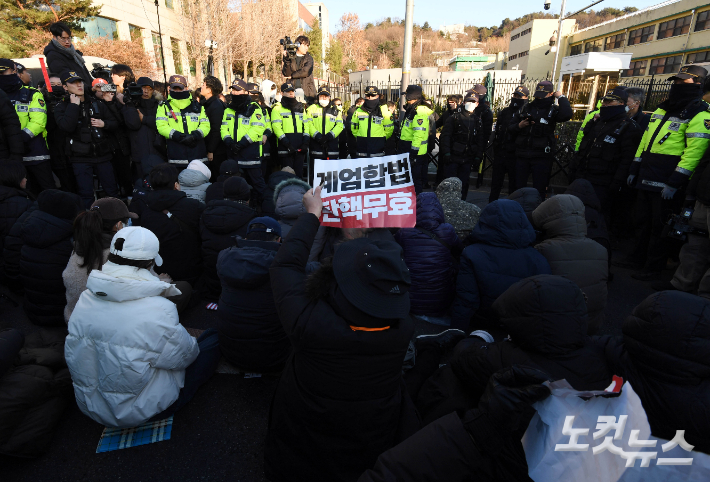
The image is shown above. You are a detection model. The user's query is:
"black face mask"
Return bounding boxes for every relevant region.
[51,86,66,96]
[665,83,703,111]
[0,74,22,93]
[281,95,298,110]
[363,98,380,112]
[599,104,626,121]
[229,93,250,110]
[170,90,190,100]
[510,97,526,109]
[534,96,554,108]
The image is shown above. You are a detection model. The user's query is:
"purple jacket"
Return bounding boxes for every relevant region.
[395,193,461,316]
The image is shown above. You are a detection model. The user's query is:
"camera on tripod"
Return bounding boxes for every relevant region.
[280,36,299,58]
[91,63,112,82]
[663,207,708,242]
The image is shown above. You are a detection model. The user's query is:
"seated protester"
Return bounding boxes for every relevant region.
[435,177,481,240]
[121,77,163,178]
[533,195,608,334]
[262,166,296,218]
[264,189,418,482]
[178,159,212,204]
[596,291,710,453]
[565,178,611,267]
[507,186,542,226]
[273,177,310,237]
[205,159,239,203]
[0,328,73,458]
[0,161,34,284]
[217,217,290,372]
[63,198,138,323]
[128,154,164,220]
[64,227,220,428]
[135,163,205,286]
[18,189,82,326]
[394,192,461,318]
[417,275,613,426]
[53,70,120,209]
[450,199,551,332]
[359,367,552,482]
[200,176,256,299]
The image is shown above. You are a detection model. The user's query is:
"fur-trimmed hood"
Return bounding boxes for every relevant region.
[274,178,311,220]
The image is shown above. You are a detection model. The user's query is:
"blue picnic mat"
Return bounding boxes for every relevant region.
[96,416,173,453]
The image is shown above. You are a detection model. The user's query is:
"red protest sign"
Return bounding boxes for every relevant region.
[314,154,417,228]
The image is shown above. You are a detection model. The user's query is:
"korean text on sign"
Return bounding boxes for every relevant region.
[314,154,417,228]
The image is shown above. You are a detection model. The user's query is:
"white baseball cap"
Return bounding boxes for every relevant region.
[110,227,163,266]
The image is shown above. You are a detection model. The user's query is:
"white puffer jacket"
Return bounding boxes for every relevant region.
[65,262,199,427]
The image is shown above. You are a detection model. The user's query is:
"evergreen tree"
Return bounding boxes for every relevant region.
[308,18,324,67]
[325,38,344,76]
[0,0,100,56]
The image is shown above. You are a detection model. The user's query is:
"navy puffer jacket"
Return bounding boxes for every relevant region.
[0,186,33,283]
[395,193,461,316]
[200,199,256,299]
[451,200,551,330]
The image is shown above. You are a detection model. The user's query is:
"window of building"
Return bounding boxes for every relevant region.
[622,60,647,77]
[81,17,118,40]
[519,50,528,57]
[687,50,710,64]
[511,33,520,41]
[521,28,531,36]
[584,38,603,53]
[171,38,182,75]
[605,33,625,50]
[570,44,583,56]
[628,25,655,45]
[509,53,518,60]
[128,24,142,42]
[165,0,174,9]
[649,55,682,74]
[658,15,692,39]
[152,32,165,71]
[696,11,710,31]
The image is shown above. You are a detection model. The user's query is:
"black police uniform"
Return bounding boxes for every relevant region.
[490,88,528,202]
[439,105,486,200]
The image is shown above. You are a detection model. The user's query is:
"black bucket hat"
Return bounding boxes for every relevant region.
[333,237,411,319]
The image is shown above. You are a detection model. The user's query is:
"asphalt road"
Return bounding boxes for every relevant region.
[2,188,659,482]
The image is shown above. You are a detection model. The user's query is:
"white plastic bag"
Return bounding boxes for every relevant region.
[522,378,710,481]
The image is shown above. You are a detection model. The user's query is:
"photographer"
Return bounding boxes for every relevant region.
[282,36,316,104]
[122,77,163,178]
[54,70,120,208]
[110,64,134,96]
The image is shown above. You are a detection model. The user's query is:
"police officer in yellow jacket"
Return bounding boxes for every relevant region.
[398,85,433,193]
[271,82,309,178]
[622,65,710,279]
[156,75,210,169]
[306,86,343,160]
[0,58,54,192]
[221,79,267,203]
[351,85,393,158]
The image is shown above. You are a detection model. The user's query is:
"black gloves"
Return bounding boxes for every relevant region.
[20,130,32,143]
[230,143,243,156]
[281,138,296,154]
[462,366,551,454]
[314,132,325,144]
[171,132,186,142]
[325,131,335,142]
[181,135,197,148]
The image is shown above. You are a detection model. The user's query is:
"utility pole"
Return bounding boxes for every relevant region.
[400,0,415,117]
[154,0,168,85]
[550,0,567,89]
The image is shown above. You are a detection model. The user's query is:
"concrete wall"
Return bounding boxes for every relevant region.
[507,18,576,79]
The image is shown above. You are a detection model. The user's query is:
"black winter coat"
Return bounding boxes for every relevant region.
[493,100,527,153]
[0,88,23,162]
[418,275,612,424]
[282,53,316,99]
[0,186,33,283]
[20,210,76,326]
[509,97,573,158]
[0,328,73,458]
[439,111,486,164]
[596,291,710,454]
[689,145,710,206]
[122,95,162,171]
[570,111,642,187]
[265,214,418,482]
[565,179,609,243]
[2,205,35,291]
[262,170,297,218]
[200,199,256,298]
[43,42,93,86]
[202,96,227,159]
[54,98,117,164]
[474,103,494,147]
[136,189,205,285]
[217,239,290,372]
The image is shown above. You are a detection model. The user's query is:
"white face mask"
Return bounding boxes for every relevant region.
[625,105,631,112]
[464,102,476,112]
[319,98,329,107]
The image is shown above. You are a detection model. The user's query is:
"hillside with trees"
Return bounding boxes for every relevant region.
[326,7,639,76]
